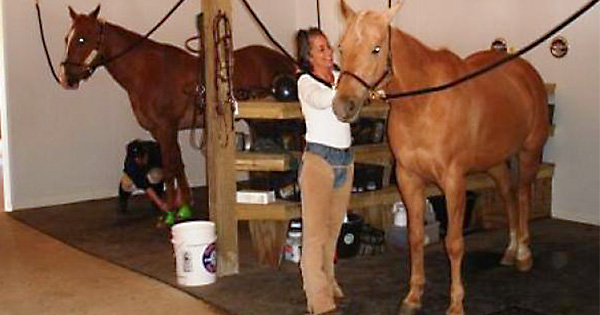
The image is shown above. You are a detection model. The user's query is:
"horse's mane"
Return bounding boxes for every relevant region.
[391,26,464,71]
[105,22,145,43]
[104,21,195,57]
[393,27,451,58]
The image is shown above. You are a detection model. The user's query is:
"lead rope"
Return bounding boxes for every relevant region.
[35,0,60,84]
[189,14,207,151]
[237,0,598,101]
[35,0,188,85]
[238,0,299,67]
[92,0,187,69]
[213,12,236,148]
[379,0,599,100]
[317,0,321,30]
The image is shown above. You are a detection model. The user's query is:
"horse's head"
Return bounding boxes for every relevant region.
[59,5,104,89]
[332,0,402,122]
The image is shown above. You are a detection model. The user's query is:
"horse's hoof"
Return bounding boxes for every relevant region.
[333,284,345,299]
[398,302,421,315]
[500,252,516,266]
[500,257,515,266]
[516,256,533,272]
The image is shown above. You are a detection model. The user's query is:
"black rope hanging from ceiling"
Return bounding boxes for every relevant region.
[317,0,321,30]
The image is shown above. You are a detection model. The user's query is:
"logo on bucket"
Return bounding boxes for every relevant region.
[183,251,193,272]
[202,242,217,274]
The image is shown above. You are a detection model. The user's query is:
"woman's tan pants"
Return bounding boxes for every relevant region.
[299,151,353,314]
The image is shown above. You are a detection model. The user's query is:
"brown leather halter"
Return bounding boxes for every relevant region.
[337,27,392,101]
[60,22,105,81]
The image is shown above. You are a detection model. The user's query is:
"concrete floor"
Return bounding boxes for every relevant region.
[0,182,225,315]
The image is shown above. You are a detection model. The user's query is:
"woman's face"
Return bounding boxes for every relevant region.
[309,35,333,72]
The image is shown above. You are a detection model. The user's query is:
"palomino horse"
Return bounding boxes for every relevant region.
[333,1,549,314]
[60,6,296,211]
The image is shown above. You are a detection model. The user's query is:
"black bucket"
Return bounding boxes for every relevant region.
[336,213,364,259]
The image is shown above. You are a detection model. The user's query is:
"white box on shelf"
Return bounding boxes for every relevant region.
[236,190,276,204]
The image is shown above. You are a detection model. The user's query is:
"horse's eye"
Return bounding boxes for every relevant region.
[77,37,85,44]
[372,46,381,54]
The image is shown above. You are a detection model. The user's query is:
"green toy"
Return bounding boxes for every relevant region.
[177,204,194,221]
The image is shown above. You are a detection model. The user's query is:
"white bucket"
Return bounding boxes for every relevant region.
[171,221,217,286]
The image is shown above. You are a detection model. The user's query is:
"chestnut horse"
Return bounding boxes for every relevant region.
[60,6,296,211]
[333,1,549,314]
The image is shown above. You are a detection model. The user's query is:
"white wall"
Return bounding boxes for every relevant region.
[0,0,296,210]
[312,0,599,225]
[2,0,597,225]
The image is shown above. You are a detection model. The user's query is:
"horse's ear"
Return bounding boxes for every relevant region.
[384,1,403,25]
[340,0,356,21]
[89,5,101,19]
[68,6,77,20]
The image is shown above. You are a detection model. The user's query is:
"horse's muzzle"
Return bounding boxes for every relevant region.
[332,94,364,123]
[59,64,83,90]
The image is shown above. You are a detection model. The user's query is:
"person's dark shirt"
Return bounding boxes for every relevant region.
[123,141,162,190]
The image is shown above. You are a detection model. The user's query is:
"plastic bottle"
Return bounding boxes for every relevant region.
[283,220,302,263]
[283,230,302,263]
[392,201,407,227]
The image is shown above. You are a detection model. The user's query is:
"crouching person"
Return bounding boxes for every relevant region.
[118,139,167,214]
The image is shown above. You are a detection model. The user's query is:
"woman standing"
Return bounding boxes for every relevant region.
[296,28,354,315]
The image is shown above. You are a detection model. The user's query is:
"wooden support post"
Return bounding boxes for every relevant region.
[202,0,238,276]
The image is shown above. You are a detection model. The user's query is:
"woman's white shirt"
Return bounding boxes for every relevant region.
[297,72,351,149]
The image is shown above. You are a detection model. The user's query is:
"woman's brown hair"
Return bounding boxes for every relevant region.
[296,27,326,73]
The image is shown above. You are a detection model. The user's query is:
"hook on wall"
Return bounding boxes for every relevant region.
[550,36,569,58]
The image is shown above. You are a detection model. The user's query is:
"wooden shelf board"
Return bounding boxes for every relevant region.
[358,101,389,118]
[235,144,392,172]
[353,143,393,165]
[236,199,301,220]
[236,152,299,171]
[236,84,554,120]
[236,163,554,220]
[236,101,301,120]
[236,100,389,120]
[349,163,554,209]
